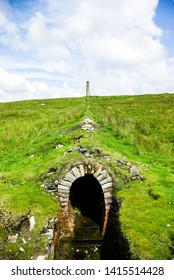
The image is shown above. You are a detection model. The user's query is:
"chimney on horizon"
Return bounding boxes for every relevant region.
[86,81,90,100]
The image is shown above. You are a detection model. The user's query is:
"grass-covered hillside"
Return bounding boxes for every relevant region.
[0,94,174,260]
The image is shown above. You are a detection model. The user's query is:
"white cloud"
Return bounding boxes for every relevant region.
[0,68,80,102]
[0,0,174,102]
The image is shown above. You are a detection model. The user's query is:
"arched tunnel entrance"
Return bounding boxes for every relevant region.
[69,174,105,231]
[54,163,130,260]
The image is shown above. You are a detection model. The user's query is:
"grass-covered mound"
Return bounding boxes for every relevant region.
[0,94,174,259]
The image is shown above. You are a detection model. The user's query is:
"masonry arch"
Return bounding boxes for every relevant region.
[57,163,113,237]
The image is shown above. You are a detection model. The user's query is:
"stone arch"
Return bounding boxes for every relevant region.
[57,163,113,237]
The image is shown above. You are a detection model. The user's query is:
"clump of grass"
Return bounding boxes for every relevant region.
[148,188,161,200]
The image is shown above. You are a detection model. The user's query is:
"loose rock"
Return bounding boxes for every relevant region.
[118,157,126,164]
[130,166,139,176]
[42,229,54,240]
[29,216,35,231]
[19,246,25,252]
[8,234,18,243]
[36,255,47,260]
[56,144,63,149]
[45,183,57,191]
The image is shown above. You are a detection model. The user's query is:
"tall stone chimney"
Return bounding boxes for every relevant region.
[86,81,90,100]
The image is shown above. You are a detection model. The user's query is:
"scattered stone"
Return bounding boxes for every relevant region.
[8,234,18,243]
[56,144,63,149]
[84,118,94,124]
[42,229,54,240]
[118,156,126,164]
[84,152,91,157]
[29,216,35,231]
[91,148,102,157]
[36,255,47,260]
[0,173,3,179]
[73,135,83,143]
[68,146,79,153]
[130,166,139,176]
[41,103,45,106]
[48,218,55,225]
[21,238,27,244]
[48,167,57,173]
[81,118,94,131]
[82,124,94,131]
[103,155,110,160]
[45,183,57,191]
[94,247,98,252]
[79,146,87,154]
[29,155,34,158]
[77,146,92,157]
[131,176,138,180]
[167,224,171,227]
[19,246,25,252]
[54,180,59,186]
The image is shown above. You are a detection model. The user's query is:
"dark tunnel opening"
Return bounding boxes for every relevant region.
[69,174,105,231]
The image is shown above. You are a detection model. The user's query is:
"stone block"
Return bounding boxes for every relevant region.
[64,172,76,183]
[58,184,69,191]
[104,197,112,204]
[71,167,81,178]
[94,164,102,177]
[104,192,112,199]
[96,170,108,181]
[58,189,69,195]
[105,204,111,211]
[101,182,112,189]
[79,165,85,176]
[100,176,112,185]
[59,197,69,202]
[57,192,68,198]
[60,180,71,187]
[59,201,68,207]
[102,187,112,193]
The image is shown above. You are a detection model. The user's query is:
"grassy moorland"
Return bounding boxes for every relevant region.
[90,94,174,259]
[0,93,174,260]
[0,97,86,259]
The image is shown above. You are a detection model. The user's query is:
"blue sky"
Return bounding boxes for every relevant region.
[0,0,174,101]
[155,0,174,55]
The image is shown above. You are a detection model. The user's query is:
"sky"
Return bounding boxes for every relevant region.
[0,0,174,102]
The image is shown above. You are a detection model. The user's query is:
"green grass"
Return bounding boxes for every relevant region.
[0,94,174,259]
[90,94,174,259]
